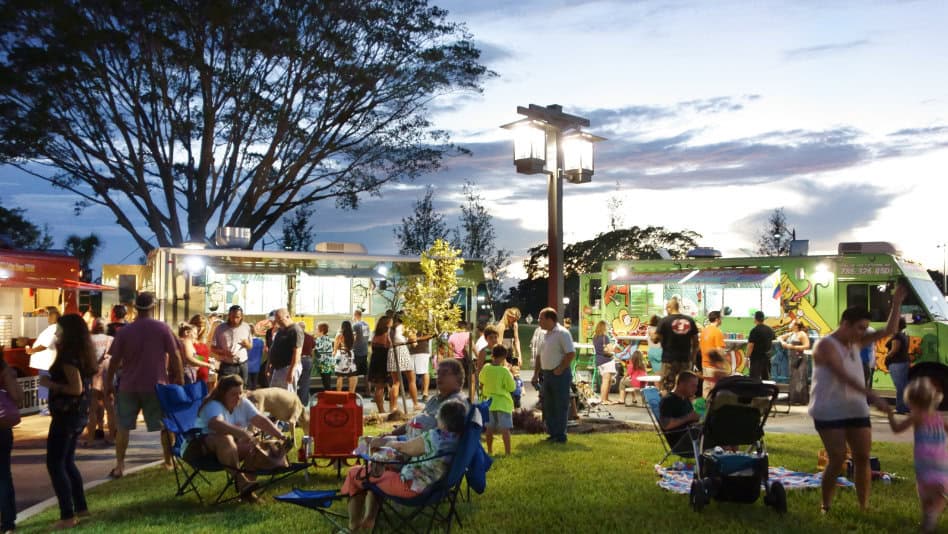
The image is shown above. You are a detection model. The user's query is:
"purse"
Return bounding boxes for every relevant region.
[0,389,20,429]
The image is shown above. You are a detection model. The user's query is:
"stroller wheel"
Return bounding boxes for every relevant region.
[690,480,706,512]
[768,481,787,514]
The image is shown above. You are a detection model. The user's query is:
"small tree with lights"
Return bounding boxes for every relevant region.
[402,239,464,340]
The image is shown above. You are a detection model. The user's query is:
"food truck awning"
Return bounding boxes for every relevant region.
[0,250,115,291]
[610,268,776,286]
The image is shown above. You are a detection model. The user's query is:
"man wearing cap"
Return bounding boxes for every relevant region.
[104,292,184,478]
[211,304,254,383]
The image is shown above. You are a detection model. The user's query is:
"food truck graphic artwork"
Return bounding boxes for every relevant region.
[579,242,947,391]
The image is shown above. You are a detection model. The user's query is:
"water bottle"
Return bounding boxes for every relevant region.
[298,436,312,462]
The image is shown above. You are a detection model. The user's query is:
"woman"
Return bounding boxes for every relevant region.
[592,320,618,404]
[314,322,335,394]
[810,283,906,514]
[645,315,662,373]
[388,314,417,411]
[407,329,431,402]
[780,321,812,405]
[41,314,97,529]
[1,353,23,534]
[497,308,522,372]
[189,314,213,387]
[335,321,359,393]
[191,374,285,503]
[885,317,911,414]
[178,323,214,385]
[342,399,467,532]
[84,319,113,446]
[369,316,393,414]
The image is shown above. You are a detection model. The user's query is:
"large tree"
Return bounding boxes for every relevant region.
[0,0,491,252]
[756,208,794,256]
[394,185,448,256]
[0,202,54,250]
[63,233,101,281]
[280,207,314,252]
[454,181,510,310]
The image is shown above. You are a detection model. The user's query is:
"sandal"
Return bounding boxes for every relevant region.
[237,481,260,499]
[107,467,123,479]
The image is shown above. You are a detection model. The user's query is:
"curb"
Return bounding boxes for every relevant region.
[16,460,164,523]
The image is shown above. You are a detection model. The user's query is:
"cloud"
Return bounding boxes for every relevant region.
[474,40,515,66]
[782,39,872,61]
[577,95,760,135]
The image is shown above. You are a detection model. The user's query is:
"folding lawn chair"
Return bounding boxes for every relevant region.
[642,386,697,466]
[156,382,308,504]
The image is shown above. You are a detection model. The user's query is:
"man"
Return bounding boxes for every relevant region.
[652,297,699,393]
[658,371,700,453]
[105,292,184,478]
[352,309,370,391]
[297,321,315,405]
[25,306,61,413]
[268,308,303,393]
[385,358,470,439]
[746,311,775,381]
[860,326,877,389]
[531,307,575,444]
[211,304,254,383]
[699,310,726,396]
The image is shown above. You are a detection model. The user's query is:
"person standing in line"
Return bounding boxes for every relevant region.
[531,307,575,444]
[592,320,618,405]
[746,311,775,381]
[369,316,393,414]
[699,311,726,397]
[0,354,23,534]
[298,322,316,404]
[408,329,431,403]
[105,304,127,337]
[189,314,213,387]
[42,314,97,530]
[351,309,370,394]
[25,306,61,415]
[780,320,812,404]
[211,305,253,383]
[84,318,113,446]
[313,322,334,395]
[268,309,303,393]
[104,292,184,479]
[334,321,359,393]
[652,298,699,393]
[388,313,417,411]
[885,318,911,414]
[177,323,214,385]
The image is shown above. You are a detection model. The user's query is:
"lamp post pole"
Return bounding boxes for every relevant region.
[547,130,565,317]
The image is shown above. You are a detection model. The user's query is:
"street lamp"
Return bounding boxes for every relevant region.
[502,104,605,316]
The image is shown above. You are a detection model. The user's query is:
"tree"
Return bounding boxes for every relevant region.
[757,208,794,256]
[401,239,464,336]
[0,1,492,253]
[454,181,510,312]
[606,180,624,231]
[63,234,101,281]
[0,202,54,250]
[280,207,314,252]
[394,185,448,256]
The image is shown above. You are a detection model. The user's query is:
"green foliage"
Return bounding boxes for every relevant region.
[757,208,794,256]
[402,239,463,336]
[63,233,102,281]
[0,1,492,253]
[279,207,314,252]
[0,202,54,250]
[394,185,448,256]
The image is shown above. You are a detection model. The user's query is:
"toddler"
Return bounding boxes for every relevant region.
[479,345,516,455]
[887,377,948,533]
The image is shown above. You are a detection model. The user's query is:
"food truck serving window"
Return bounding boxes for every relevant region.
[297,274,351,315]
[206,273,287,315]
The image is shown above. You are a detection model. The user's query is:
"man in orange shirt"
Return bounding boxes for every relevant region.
[700,310,726,397]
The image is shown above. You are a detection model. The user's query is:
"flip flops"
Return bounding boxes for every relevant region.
[107,467,123,479]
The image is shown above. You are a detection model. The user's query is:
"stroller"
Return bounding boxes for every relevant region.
[687,376,787,513]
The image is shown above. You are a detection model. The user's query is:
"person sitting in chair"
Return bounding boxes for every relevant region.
[659,371,700,453]
[341,399,467,532]
[188,374,286,503]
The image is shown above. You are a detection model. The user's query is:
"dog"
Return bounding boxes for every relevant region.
[246,388,309,439]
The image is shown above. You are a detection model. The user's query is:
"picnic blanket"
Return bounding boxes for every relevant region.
[655,464,855,494]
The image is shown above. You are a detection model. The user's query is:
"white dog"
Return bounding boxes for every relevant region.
[246,388,309,438]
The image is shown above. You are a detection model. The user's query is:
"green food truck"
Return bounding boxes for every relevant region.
[578,242,947,391]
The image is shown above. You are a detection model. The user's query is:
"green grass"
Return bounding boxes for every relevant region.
[18,430,923,533]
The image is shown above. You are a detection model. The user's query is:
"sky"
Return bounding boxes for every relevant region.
[2,0,947,281]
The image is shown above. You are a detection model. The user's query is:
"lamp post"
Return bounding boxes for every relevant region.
[502,104,605,316]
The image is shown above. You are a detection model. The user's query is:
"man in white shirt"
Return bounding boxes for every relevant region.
[211,305,254,383]
[531,307,575,444]
[25,306,61,410]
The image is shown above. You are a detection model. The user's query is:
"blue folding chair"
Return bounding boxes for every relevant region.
[643,386,696,465]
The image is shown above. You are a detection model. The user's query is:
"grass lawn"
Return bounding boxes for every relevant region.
[18,429,923,533]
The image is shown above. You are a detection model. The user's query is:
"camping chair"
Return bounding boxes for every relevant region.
[277,402,492,533]
[642,386,697,466]
[155,382,308,504]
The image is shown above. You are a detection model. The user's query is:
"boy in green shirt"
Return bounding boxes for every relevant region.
[479,345,516,455]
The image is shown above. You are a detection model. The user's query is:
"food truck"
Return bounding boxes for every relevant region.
[0,248,112,376]
[578,242,948,391]
[101,241,491,332]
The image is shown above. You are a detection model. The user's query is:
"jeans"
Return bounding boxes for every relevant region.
[46,414,87,521]
[219,362,248,384]
[541,369,572,442]
[297,357,313,406]
[0,428,14,531]
[888,362,910,413]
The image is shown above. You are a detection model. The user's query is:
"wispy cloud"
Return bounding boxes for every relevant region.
[783,39,872,60]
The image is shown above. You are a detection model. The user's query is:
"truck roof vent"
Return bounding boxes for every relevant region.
[838,242,900,256]
[314,242,367,254]
[214,227,251,249]
[686,247,722,258]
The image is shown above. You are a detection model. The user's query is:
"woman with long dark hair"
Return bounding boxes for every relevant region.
[334,321,358,393]
[369,316,392,413]
[42,314,97,529]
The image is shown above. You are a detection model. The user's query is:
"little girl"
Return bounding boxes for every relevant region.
[887,377,948,533]
[618,351,648,406]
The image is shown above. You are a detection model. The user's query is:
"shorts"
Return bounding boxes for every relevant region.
[270,364,302,393]
[412,353,430,375]
[597,361,618,377]
[487,410,513,431]
[813,417,871,430]
[117,390,164,431]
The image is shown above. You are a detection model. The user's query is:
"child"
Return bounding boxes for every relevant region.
[479,345,516,456]
[887,377,948,533]
[619,351,647,406]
